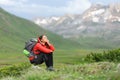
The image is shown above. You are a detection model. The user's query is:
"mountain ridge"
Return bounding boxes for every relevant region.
[33,3,120,48]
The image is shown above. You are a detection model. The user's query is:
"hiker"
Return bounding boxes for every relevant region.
[30,35,55,71]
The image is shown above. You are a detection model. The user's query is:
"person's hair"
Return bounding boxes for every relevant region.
[39,35,44,40]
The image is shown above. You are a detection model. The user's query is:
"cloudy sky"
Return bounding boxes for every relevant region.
[0,0,119,20]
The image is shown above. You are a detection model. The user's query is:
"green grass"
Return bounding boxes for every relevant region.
[54,49,105,64]
[0,49,106,80]
[0,49,105,66]
[0,62,118,80]
[72,37,120,49]
[0,48,118,80]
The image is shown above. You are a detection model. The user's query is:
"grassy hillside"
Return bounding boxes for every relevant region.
[0,8,81,54]
[71,37,120,49]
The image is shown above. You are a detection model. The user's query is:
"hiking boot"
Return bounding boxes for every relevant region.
[46,66,55,71]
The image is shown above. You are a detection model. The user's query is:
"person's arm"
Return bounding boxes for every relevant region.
[36,44,53,54]
[46,40,55,51]
[48,44,55,51]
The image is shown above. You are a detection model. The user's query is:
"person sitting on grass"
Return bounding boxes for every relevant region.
[30,35,55,71]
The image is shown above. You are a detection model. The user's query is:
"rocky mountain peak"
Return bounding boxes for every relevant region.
[33,3,120,39]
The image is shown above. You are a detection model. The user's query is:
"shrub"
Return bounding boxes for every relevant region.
[84,48,120,62]
[0,63,31,78]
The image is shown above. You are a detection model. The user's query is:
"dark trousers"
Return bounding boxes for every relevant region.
[30,53,53,68]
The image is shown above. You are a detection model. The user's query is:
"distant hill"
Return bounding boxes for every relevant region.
[0,8,81,54]
[33,3,120,49]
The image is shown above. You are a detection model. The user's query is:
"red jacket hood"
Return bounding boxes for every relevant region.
[37,38,41,43]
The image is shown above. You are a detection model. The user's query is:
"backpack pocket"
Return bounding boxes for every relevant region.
[23,49,30,57]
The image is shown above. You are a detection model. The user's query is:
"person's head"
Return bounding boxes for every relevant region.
[39,35,48,43]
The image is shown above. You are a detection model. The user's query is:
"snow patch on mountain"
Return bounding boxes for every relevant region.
[91,9,105,16]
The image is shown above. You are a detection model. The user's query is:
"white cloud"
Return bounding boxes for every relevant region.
[65,0,91,13]
[0,0,91,19]
[0,0,28,6]
[0,0,15,6]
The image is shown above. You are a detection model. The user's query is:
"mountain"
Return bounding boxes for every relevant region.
[33,3,120,49]
[0,8,81,54]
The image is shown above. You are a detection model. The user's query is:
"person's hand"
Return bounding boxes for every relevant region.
[46,39,51,46]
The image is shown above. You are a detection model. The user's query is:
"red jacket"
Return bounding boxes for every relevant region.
[32,38,55,54]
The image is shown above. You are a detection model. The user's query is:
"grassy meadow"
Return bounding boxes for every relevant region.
[0,49,104,66]
[1,62,118,80]
[1,49,120,80]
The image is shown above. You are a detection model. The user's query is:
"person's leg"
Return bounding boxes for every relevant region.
[44,53,54,71]
[31,53,44,65]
